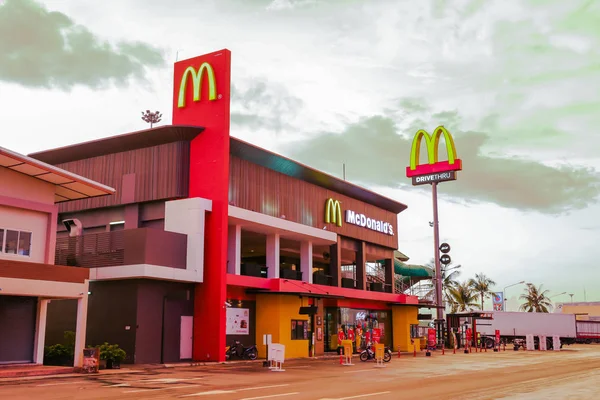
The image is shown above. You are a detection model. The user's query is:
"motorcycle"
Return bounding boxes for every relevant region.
[225,340,258,360]
[359,343,392,363]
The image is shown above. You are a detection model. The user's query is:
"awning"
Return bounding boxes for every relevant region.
[1,146,115,203]
[377,258,433,278]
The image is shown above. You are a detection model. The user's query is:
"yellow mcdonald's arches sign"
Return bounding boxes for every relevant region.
[325,198,342,227]
[177,62,217,108]
[406,126,462,178]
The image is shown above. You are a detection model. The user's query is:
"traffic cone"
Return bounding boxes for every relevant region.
[413,347,416,357]
[442,346,445,355]
[397,346,401,358]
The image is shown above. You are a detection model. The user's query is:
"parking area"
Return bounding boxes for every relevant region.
[1,345,600,399]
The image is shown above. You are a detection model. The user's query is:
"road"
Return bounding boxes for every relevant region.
[1,345,600,399]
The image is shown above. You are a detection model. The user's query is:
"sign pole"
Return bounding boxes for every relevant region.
[432,182,443,323]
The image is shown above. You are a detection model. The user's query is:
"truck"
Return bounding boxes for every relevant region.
[446,311,577,350]
[576,320,600,344]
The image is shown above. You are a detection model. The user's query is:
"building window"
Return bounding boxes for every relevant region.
[0,228,32,257]
[291,320,308,340]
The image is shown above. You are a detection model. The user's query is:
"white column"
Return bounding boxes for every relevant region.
[73,284,90,368]
[33,298,49,365]
[227,225,242,274]
[300,241,313,284]
[266,233,280,279]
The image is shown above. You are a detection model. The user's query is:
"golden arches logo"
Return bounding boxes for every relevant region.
[409,126,458,171]
[177,62,217,108]
[325,198,342,227]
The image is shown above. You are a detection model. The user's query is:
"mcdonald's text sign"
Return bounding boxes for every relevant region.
[405,126,462,180]
[325,198,394,236]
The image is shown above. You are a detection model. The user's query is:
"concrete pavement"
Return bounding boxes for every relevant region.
[1,345,599,399]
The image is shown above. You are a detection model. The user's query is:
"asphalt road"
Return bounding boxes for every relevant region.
[2,345,600,400]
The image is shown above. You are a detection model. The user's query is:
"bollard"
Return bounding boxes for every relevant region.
[442,346,445,355]
[339,354,343,365]
[398,346,401,358]
[485,344,487,352]
[413,347,417,357]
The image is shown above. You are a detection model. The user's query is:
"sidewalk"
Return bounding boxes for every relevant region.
[0,351,421,382]
[0,365,144,382]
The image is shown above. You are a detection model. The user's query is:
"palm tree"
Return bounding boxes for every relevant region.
[519,283,552,313]
[469,273,497,310]
[424,260,462,310]
[447,281,480,312]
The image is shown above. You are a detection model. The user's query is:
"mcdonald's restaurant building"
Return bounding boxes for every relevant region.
[29,49,420,364]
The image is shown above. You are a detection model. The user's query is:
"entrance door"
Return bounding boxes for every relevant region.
[180,316,193,360]
[0,296,37,364]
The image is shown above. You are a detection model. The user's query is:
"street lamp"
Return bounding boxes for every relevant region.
[141,110,162,128]
[550,292,567,299]
[503,281,526,312]
[569,293,574,302]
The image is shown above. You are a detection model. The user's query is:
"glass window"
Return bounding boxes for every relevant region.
[291,320,306,340]
[0,229,4,252]
[18,231,32,256]
[4,230,19,254]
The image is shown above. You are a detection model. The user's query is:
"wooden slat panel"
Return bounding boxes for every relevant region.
[55,231,125,268]
[229,156,399,249]
[56,142,190,213]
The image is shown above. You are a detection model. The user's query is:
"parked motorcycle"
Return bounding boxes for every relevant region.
[225,341,258,360]
[359,343,392,362]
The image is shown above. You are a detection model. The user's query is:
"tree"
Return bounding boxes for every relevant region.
[447,281,480,312]
[469,273,497,310]
[519,283,552,313]
[141,110,162,128]
[424,260,462,311]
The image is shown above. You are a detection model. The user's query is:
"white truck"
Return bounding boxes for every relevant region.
[449,311,577,350]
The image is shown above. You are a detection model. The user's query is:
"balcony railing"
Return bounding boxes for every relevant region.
[55,228,187,269]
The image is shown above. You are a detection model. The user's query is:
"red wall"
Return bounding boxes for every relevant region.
[172,49,231,362]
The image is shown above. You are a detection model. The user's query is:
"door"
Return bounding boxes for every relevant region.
[180,316,193,360]
[0,296,37,364]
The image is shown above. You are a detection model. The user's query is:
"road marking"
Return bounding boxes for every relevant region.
[37,381,82,387]
[108,383,131,387]
[182,390,234,397]
[182,384,290,397]
[238,393,299,400]
[238,385,290,391]
[343,369,378,373]
[142,377,204,383]
[123,384,200,393]
[319,392,391,400]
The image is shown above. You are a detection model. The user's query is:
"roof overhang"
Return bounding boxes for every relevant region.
[28,125,204,165]
[0,146,115,203]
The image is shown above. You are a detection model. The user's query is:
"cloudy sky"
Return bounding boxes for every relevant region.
[2,0,599,306]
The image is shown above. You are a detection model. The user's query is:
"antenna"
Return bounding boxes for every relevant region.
[343,163,346,181]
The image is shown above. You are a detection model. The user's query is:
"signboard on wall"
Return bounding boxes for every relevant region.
[492,292,504,311]
[226,308,249,335]
[324,198,395,236]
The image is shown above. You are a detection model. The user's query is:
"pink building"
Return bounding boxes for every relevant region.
[0,146,114,366]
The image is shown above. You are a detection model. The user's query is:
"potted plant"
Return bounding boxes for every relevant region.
[98,342,126,369]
